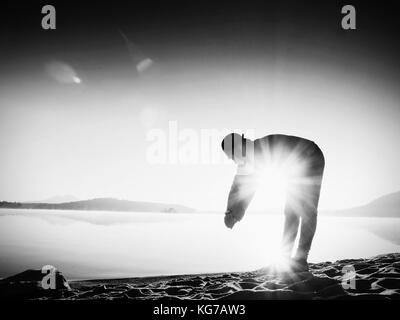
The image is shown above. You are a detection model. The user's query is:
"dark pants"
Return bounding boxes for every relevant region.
[281,144,325,261]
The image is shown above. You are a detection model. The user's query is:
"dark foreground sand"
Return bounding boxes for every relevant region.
[64,253,400,300]
[1,253,399,300]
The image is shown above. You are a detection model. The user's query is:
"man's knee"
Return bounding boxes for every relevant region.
[300,204,318,221]
[284,206,300,219]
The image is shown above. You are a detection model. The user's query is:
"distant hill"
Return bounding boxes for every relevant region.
[0,198,196,213]
[24,195,80,204]
[326,191,400,217]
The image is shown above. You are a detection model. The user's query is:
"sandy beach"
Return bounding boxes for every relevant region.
[17,252,395,300]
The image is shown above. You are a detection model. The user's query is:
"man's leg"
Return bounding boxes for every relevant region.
[281,203,300,258]
[295,200,318,262]
[295,153,325,263]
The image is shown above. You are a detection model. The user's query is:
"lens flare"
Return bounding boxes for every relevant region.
[235,141,322,215]
[45,61,81,85]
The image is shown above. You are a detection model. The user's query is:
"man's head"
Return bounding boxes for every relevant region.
[221,132,253,164]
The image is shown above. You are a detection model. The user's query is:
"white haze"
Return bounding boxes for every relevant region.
[0,209,399,280]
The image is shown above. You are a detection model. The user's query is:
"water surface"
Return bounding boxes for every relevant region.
[0,209,399,279]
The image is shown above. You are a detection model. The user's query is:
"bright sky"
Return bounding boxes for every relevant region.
[1,2,400,212]
[1,55,400,211]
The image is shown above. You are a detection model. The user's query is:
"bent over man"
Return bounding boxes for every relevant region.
[221,133,325,272]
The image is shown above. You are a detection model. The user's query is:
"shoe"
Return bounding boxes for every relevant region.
[290,257,309,273]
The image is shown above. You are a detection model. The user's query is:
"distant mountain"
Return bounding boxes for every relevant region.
[327,191,400,217]
[24,195,80,204]
[367,191,400,209]
[0,198,196,213]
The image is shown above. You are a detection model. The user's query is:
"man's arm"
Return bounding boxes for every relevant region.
[224,173,257,228]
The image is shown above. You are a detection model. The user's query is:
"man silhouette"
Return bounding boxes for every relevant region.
[222,133,325,272]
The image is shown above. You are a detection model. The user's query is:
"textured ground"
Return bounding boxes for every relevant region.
[61,253,400,300]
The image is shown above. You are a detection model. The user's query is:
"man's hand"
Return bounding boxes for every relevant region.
[224,210,238,229]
